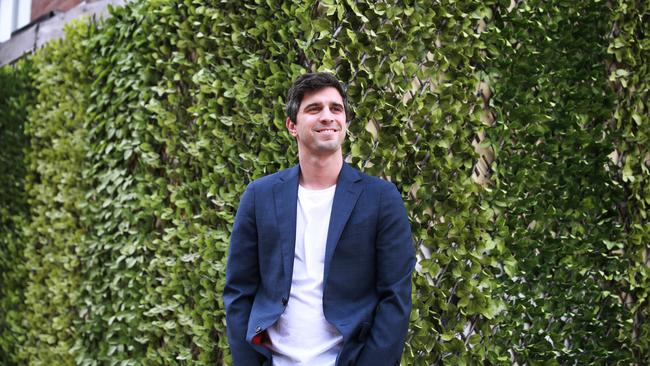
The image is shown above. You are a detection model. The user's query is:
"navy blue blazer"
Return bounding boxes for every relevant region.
[223,163,415,366]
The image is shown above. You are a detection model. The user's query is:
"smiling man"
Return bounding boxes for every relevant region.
[223,72,415,366]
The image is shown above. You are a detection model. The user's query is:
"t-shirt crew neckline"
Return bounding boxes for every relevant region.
[298,184,337,193]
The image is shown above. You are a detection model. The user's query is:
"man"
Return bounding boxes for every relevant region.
[223,72,415,366]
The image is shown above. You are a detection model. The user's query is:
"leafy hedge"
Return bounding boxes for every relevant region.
[19,20,93,365]
[607,0,650,362]
[485,1,636,363]
[0,0,648,365]
[0,59,33,366]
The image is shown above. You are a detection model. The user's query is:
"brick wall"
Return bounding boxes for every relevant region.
[31,0,83,21]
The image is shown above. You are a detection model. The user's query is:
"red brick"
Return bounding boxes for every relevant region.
[31,0,83,21]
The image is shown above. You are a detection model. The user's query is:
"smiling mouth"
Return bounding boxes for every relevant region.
[316,129,338,133]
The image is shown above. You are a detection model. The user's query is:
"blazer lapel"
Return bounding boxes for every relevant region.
[323,163,363,286]
[273,164,300,288]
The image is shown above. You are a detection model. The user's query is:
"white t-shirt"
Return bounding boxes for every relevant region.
[267,184,343,366]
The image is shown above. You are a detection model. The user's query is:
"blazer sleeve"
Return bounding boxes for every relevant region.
[223,183,264,365]
[356,183,415,366]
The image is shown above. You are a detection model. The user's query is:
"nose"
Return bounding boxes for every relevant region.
[319,107,336,122]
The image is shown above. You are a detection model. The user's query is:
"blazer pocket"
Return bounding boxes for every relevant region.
[339,223,374,247]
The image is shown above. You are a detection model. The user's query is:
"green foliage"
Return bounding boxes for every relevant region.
[484,0,636,363]
[19,20,95,365]
[607,0,650,362]
[0,0,648,365]
[0,58,33,365]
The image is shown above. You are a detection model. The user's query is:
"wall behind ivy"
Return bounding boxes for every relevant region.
[0,0,648,365]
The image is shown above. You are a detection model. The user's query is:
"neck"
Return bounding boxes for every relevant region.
[298,150,343,190]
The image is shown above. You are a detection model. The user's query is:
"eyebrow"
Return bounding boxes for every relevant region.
[302,101,344,110]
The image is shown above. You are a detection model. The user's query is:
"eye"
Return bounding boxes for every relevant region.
[304,105,320,113]
[330,104,344,113]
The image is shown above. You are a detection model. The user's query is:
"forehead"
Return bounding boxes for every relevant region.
[300,87,343,109]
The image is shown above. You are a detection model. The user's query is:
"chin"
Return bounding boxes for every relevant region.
[313,143,342,154]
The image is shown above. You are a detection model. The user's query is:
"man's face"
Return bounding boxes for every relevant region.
[286,87,347,158]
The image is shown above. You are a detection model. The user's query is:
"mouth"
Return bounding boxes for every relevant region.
[315,128,339,133]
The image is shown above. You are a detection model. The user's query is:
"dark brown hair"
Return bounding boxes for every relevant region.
[285,72,352,123]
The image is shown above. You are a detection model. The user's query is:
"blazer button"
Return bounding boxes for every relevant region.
[255,326,262,333]
[282,297,288,306]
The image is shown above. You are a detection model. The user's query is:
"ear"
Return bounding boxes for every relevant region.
[286,117,297,137]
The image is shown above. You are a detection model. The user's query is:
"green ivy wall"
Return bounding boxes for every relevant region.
[0,58,33,366]
[0,0,647,365]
